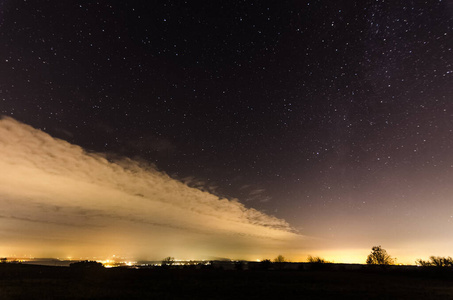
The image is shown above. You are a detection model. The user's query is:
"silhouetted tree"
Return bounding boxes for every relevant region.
[366,246,394,265]
[70,260,104,269]
[260,259,272,270]
[273,255,287,270]
[307,256,329,264]
[161,256,175,267]
[416,256,453,267]
[273,255,286,263]
[307,255,331,270]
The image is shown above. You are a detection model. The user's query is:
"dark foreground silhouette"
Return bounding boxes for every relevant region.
[0,263,452,299]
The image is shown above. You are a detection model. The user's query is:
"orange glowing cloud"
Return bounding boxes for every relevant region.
[0,117,303,260]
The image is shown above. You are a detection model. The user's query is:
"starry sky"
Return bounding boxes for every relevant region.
[1,1,452,263]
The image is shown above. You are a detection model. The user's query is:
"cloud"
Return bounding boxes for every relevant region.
[240,186,272,203]
[0,117,301,260]
[249,188,266,196]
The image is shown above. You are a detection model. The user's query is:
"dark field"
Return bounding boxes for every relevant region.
[1,264,453,299]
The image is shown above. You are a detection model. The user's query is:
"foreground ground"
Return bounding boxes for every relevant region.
[0,264,452,299]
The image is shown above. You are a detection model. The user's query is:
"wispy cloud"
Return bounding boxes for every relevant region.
[0,117,301,260]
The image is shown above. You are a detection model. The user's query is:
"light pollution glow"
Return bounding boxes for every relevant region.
[1,116,452,265]
[0,117,305,261]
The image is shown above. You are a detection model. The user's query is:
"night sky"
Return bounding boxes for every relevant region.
[1,1,453,263]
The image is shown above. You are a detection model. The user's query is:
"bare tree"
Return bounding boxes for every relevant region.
[273,255,286,263]
[416,256,453,267]
[307,256,329,264]
[161,256,175,267]
[273,255,287,270]
[366,246,394,265]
